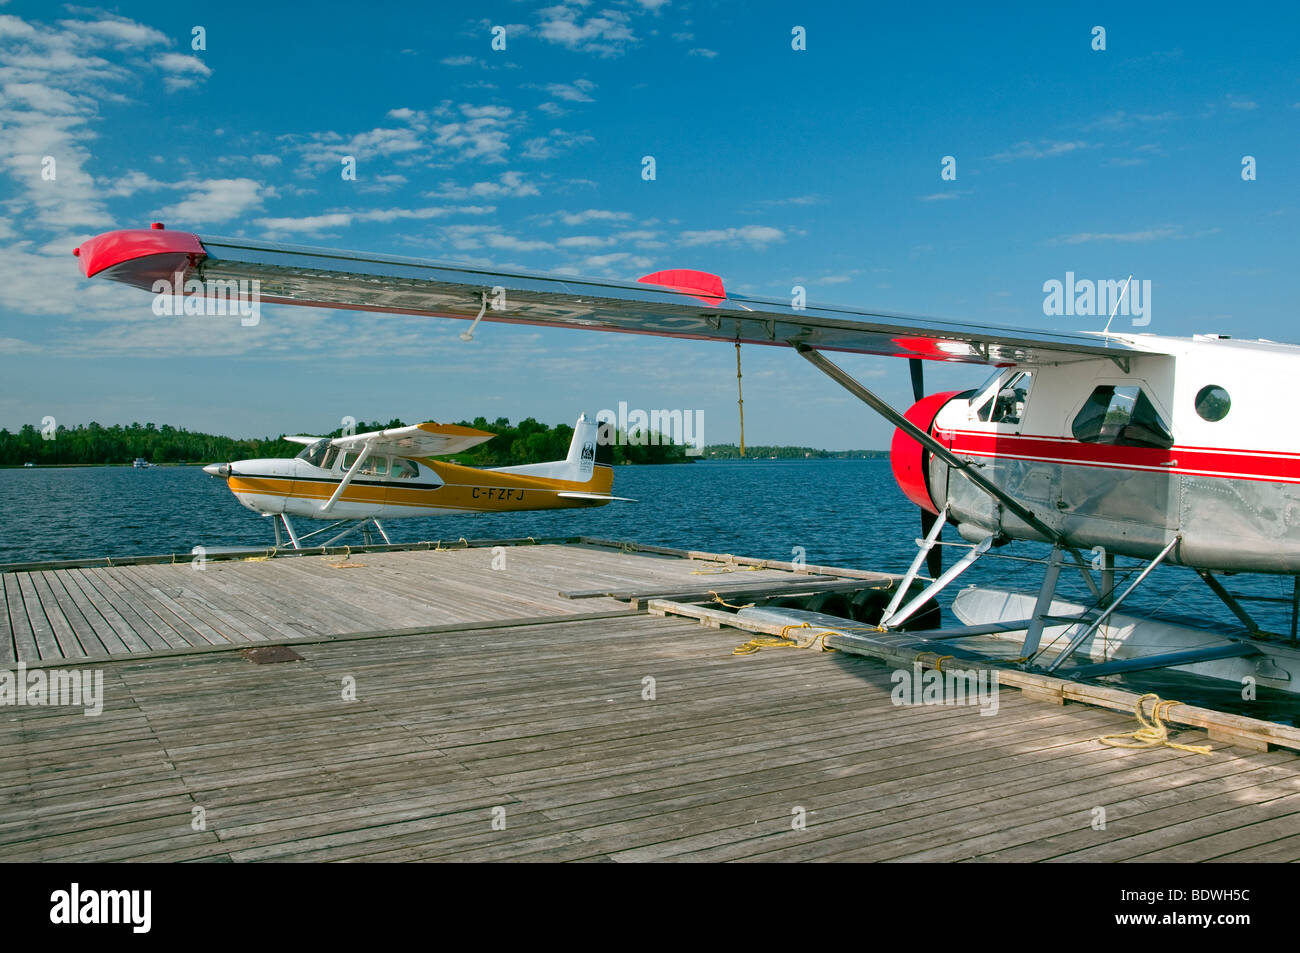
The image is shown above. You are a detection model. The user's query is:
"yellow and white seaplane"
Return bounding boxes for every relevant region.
[201,413,631,549]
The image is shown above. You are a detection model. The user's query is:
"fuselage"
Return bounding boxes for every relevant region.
[215,453,615,520]
[894,333,1300,574]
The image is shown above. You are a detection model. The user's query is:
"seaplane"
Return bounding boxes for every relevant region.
[75,225,1300,696]
[199,413,629,549]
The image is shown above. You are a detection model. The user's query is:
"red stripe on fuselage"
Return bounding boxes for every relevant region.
[936,429,1300,483]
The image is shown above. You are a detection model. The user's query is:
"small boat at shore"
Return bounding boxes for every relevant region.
[132,458,152,468]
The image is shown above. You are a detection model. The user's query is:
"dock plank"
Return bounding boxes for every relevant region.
[2,542,1297,863]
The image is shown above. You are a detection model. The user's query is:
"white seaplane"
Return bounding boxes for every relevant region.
[75,225,1300,695]
[200,414,629,549]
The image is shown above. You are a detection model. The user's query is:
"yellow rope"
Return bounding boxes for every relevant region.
[1097,693,1213,755]
[732,623,839,656]
[708,590,754,610]
[325,545,365,568]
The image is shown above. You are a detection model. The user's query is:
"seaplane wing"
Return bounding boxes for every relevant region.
[76,228,1137,367]
[333,422,496,458]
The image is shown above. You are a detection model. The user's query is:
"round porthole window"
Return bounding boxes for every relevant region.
[1194,385,1231,422]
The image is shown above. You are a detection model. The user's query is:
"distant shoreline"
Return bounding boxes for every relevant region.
[2,455,891,470]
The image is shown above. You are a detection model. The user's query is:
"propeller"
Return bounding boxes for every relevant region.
[909,358,944,581]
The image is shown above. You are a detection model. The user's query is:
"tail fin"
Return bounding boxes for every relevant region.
[489,413,613,491]
[565,414,599,481]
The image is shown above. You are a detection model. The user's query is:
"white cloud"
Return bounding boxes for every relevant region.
[58,14,167,49]
[688,48,717,58]
[153,52,212,92]
[561,209,631,226]
[521,128,592,160]
[254,212,353,233]
[0,12,179,230]
[1051,224,1186,245]
[154,178,267,225]
[291,123,427,169]
[255,205,495,234]
[1085,110,1176,130]
[439,224,552,253]
[536,3,637,57]
[101,170,171,197]
[426,170,539,199]
[557,234,616,248]
[430,103,520,162]
[542,79,596,102]
[990,140,1088,161]
[679,225,784,248]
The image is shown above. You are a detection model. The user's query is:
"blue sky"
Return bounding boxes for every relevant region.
[0,1,1296,448]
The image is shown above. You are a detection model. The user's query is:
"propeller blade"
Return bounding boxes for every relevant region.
[908,357,925,403]
[910,358,941,577]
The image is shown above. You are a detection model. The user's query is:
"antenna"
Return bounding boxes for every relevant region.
[1103,274,1134,335]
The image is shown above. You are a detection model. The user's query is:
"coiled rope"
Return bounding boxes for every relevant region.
[732,622,839,656]
[1097,693,1212,755]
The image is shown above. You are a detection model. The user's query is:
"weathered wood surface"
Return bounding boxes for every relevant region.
[0,542,825,665]
[649,598,1300,754]
[2,610,1297,863]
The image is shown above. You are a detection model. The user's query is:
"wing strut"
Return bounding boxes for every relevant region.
[321,443,371,515]
[794,344,1068,547]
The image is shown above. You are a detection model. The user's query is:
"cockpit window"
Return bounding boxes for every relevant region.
[391,459,418,479]
[1072,385,1173,449]
[359,455,388,477]
[976,371,1033,425]
[297,438,331,468]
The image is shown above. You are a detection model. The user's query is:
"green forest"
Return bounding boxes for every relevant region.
[0,420,885,467]
[701,444,886,460]
[0,418,695,467]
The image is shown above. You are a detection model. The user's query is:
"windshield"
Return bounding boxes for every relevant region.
[971,367,1007,407]
[296,438,331,468]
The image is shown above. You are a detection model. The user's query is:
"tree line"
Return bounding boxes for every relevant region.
[0,419,694,467]
[701,444,886,459]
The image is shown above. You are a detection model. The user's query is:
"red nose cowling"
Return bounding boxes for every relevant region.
[889,391,961,516]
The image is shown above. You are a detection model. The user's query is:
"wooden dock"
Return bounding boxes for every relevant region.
[3,539,1299,862]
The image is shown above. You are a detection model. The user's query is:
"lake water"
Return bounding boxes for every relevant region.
[4,458,1298,627]
[2,459,1298,719]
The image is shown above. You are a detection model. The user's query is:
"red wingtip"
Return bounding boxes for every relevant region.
[75,226,205,283]
[637,269,726,300]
